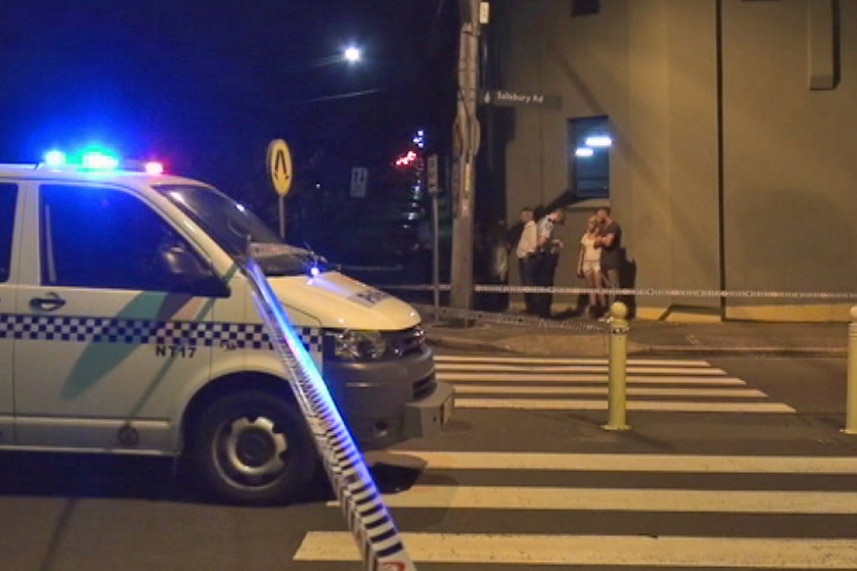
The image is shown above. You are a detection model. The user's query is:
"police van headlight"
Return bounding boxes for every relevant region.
[329,330,388,361]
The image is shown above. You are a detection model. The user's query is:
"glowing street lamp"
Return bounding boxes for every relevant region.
[343,46,361,64]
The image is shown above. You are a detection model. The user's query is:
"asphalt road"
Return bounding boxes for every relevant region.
[2,352,857,571]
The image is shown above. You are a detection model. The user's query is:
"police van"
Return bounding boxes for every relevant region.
[0,151,454,504]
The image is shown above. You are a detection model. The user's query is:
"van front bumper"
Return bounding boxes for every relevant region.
[403,379,455,439]
[322,347,455,449]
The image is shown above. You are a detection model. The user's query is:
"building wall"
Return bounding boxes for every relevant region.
[497,0,856,321]
[720,0,857,319]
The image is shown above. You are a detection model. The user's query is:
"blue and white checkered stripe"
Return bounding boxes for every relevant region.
[0,314,323,354]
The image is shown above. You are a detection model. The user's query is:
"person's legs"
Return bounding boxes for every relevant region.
[604,266,620,308]
[584,268,601,317]
[520,257,536,314]
[534,253,558,318]
[584,269,596,308]
[594,265,607,314]
[546,253,558,315]
[531,255,550,317]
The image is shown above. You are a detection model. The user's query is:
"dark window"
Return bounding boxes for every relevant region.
[568,116,611,199]
[0,184,18,283]
[40,185,225,295]
[571,0,600,17]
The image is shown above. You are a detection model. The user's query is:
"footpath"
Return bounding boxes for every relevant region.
[423,311,852,358]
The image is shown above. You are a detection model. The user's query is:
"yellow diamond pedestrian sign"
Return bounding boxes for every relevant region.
[266,139,293,196]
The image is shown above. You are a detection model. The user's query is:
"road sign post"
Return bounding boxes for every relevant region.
[427,154,441,322]
[266,139,293,239]
[350,166,368,198]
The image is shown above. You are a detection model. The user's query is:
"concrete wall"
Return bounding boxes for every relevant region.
[497,0,856,321]
[720,0,857,319]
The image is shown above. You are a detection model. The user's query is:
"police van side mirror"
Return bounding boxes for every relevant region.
[158,242,230,298]
[161,242,205,276]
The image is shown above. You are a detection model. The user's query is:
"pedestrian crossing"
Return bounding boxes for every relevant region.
[293,450,857,569]
[434,354,796,413]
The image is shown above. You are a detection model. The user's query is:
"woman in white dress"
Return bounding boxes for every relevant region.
[576,215,606,317]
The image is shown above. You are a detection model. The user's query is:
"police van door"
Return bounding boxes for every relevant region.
[13,183,228,452]
[0,182,19,445]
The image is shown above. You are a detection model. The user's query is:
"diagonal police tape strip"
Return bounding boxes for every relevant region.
[380,283,857,300]
[243,258,417,571]
[412,303,604,333]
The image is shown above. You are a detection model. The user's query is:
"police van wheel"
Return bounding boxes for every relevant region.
[191,391,316,505]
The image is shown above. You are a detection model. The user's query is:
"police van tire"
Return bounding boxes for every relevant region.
[191,391,316,505]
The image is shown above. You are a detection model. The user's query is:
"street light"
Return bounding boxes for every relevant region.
[285,46,363,73]
[343,46,361,64]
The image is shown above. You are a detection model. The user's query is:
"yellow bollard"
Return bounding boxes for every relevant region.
[842,306,857,435]
[603,301,630,431]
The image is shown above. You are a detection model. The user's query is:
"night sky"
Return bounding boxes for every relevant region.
[0,1,459,199]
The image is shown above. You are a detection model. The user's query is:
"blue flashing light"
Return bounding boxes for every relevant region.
[309,265,321,278]
[81,151,119,170]
[40,147,168,174]
[412,129,426,149]
[44,150,67,167]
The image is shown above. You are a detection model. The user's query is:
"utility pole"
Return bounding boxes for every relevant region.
[450,0,481,312]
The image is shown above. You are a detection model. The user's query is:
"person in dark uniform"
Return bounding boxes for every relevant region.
[533,207,566,318]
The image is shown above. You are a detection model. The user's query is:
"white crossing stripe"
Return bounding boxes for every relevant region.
[435,354,797,413]
[437,364,731,375]
[453,386,767,397]
[296,533,857,568]
[435,355,714,367]
[455,399,795,412]
[379,450,857,474]
[326,485,857,513]
[299,450,857,568]
[441,373,747,384]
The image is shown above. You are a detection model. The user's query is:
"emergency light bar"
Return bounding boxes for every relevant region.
[40,148,165,175]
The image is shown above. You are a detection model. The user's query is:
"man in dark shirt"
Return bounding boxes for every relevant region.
[595,207,622,307]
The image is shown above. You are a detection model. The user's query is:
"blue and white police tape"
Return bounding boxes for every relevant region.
[412,303,604,332]
[380,283,857,300]
[243,257,417,571]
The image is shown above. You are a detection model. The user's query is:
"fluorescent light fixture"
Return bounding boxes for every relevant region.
[575,147,594,158]
[585,135,613,148]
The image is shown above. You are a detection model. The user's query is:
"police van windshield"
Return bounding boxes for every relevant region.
[156,184,329,277]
